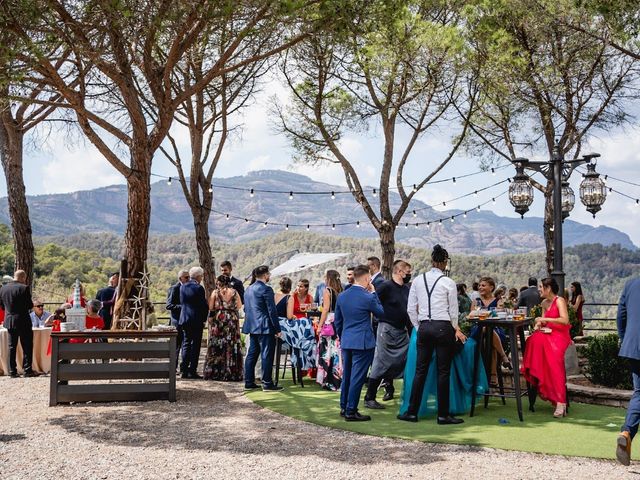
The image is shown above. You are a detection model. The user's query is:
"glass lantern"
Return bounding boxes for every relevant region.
[509,169,534,218]
[579,163,607,218]
[561,182,575,220]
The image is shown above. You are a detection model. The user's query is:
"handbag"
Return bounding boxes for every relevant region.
[320,313,335,336]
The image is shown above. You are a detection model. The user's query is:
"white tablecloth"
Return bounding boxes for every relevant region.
[0,327,52,375]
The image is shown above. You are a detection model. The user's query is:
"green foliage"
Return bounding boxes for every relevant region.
[583,334,633,390]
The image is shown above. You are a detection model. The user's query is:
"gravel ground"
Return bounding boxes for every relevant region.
[0,375,638,480]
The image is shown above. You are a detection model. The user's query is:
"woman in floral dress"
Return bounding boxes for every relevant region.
[203,275,243,381]
[316,270,343,391]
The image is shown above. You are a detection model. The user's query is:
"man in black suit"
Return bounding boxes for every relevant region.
[96,272,118,330]
[0,270,34,377]
[518,277,541,314]
[166,269,190,370]
[220,260,245,304]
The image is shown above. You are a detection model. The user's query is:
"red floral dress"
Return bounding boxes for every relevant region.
[203,290,243,381]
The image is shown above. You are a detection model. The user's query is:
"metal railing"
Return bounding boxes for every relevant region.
[582,302,618,334]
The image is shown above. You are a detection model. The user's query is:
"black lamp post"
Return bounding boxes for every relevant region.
[508,144,605,292]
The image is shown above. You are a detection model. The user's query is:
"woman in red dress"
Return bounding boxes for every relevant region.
[521,277,571,417]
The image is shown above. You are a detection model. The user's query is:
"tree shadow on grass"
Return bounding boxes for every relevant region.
[46,381,481,466]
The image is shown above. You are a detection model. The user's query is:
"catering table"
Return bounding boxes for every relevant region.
[0,327,52,375]
[469,317,532,422]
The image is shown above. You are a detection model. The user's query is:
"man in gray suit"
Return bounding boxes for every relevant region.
[616,277,640,465]
[518,277,541,314]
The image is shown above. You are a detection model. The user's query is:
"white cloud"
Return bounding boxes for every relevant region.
[40,144,123,194]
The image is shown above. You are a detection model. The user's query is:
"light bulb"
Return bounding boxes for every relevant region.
[331,191,335,200]
[426,222,430,228]
[372,188,377,197]
[225,214,230,220]
[405,223,408,229]
[463,212,467,218]
[250,188,254,197]
[474,191,478,197]
[263,222,268,228]
[443,201,446,207]
[414,223,418,229]
[452,177,456,184]
[289,191,293,200]
[244,218,248,223]
[412,210,417,217]
[306,225,310,231]
[356,221,360,228]
[476,206,481,212]
[167,177,172,185]
[492,197,496,205]
[332,224,335,230]
[491,167,495,176]
[450,216,454,222]
[285,224,289,230]
[208,186,212,193]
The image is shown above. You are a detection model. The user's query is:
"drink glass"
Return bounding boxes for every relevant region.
[478,309,489,321]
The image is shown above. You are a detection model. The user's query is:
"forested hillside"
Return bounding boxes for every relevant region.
[20,230,638,309]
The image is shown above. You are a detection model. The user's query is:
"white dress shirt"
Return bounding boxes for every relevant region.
[407,268,459,330]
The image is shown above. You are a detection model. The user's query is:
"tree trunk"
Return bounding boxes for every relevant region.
[124,168,151,279]
[192,205,216,295]
[378,224,396,279]
[543,187,554,276]
[0,114,34,285]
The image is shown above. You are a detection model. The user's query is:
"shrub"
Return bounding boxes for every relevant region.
[583,334,633,390]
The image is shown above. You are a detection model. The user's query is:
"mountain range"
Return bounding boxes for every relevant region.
[0,169,635,254]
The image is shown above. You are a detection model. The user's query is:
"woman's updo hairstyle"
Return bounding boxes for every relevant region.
[431,244,449,264]
[540,277,560,295]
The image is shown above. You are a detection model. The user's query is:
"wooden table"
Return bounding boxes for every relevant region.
[469,317,532,421]
[49,330,177,406]
[0,327,52,375]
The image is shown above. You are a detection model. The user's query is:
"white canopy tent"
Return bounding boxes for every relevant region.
[269,252,349,276]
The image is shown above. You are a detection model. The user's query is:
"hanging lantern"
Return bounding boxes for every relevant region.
[579,163,607,218]
[561,182,575,220]
[508,168,534,218]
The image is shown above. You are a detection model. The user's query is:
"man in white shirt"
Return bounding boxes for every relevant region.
[30,301,51,328]
[398,245,466,425]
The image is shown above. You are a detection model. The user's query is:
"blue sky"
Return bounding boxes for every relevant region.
[3,79,640,246]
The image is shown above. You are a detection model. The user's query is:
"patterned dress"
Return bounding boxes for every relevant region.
[278,294,317,370]
[316,288,342,391]
[203,290,243,381]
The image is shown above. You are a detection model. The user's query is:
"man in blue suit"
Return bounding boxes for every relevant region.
[242,265,283,391]
[617,277,640,465]
[179,267,208,379]
[166,269,190,370]
[334,264,385,421]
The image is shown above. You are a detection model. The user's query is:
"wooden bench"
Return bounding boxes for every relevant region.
[49,331,177,406]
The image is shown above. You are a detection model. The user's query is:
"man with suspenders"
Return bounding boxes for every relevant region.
[397,245,467,424]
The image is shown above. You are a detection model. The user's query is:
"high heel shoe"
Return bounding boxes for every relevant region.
[553,403,567,418]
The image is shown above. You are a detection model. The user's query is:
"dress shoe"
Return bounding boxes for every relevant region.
[345,412,371,422]
[23,371,38,378]
[617,431,632,466]
[364,399,386,410]
[244,383,261,390]
[382,390,394,401]
[262,385,284,391]
[397,413,418,423]
[553,403,567,418]
[9,372,19,378]
[340,409,345,417]
[180,373,190,379]
[437,416,464,425]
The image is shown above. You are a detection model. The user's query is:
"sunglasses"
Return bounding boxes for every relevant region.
[35,305,44,308]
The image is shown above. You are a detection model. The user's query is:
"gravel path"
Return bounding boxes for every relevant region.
[0,375,637,479]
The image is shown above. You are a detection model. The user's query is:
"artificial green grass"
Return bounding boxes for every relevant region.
[246,379,636,460]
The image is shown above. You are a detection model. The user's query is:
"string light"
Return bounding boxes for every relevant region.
[412,210,417,217]
[263,222,268,228]
[331,191,335,200]
[244,218,248,223]
[476,206,481,212]
[208,185,213,193]
[250,188,254,198]
[356,221,360,228]
[226,214,230,220]
[450,216,455,222]
[463,212,467,218]
[405,223,409,229]
[412,184,417,193]
[332,224,335,230]
[492,197,496,205]
[167,177,172,185]
[474,191,478,197]
[285,224,289,230]
[372,188,377,197]
[414,223,419,229]
[306,225,310,231]
[289,191,293,200]
[452,177,456,184]
[442,201,446,207]
[426,222,430,228]
[491,167,496,176]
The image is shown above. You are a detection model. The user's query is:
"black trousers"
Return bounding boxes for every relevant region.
[407,321,455,417]
[8,324,33,374]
